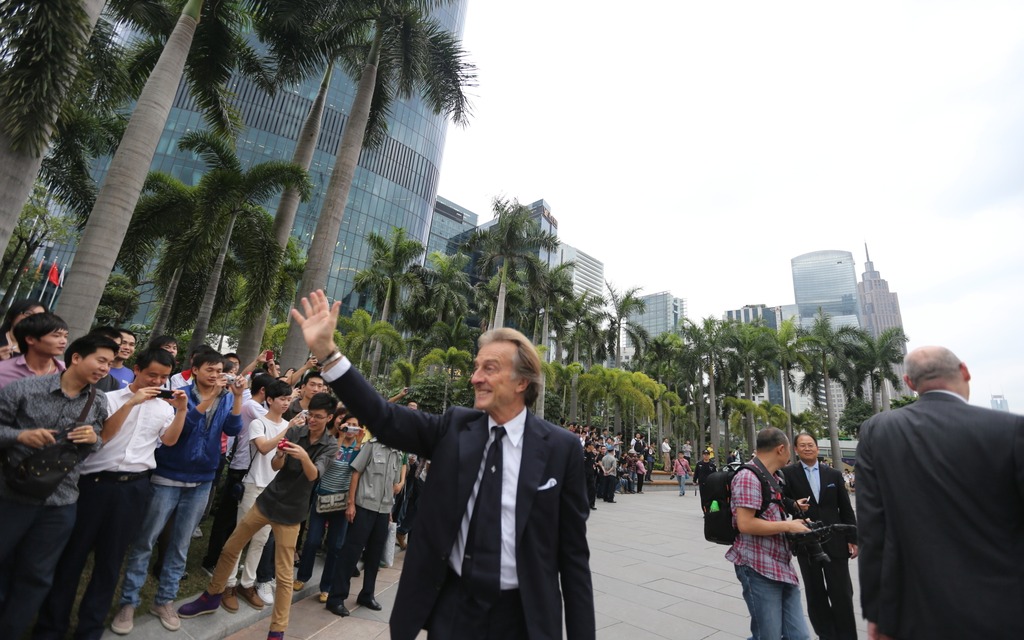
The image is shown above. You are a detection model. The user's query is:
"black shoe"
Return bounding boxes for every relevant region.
[352,567,361,578]
[357,596,383,611]
[590,506,597,510]
[326,603,350,617]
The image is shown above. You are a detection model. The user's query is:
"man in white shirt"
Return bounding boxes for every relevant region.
[34,348,187,640]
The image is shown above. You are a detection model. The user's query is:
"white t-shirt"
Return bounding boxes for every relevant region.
[244,415,289,488]
[661,441,671,454]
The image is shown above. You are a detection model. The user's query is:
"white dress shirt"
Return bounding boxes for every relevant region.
[802,460,821,503]
[80,387,176,474]
[450,407,526,590]
[321,357,525,586]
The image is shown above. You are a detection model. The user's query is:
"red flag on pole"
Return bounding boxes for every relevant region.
[48,262,60,286]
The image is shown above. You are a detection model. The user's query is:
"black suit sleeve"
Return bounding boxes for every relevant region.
[327,366,448,459]
[856,418,883,622]
[557,436,596,639]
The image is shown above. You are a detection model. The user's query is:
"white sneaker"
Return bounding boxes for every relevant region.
[256,581,275,605]
[110,604,135,635]
[149,602,181,631]
[192,525,203,539]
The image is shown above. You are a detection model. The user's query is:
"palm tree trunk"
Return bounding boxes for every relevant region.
[281,31,383,367]
[368,283,391,380]
[150,264,184,338]
[880,379,892,412]
[58,0,204,339]
[744,373,756,454]
[782,369,795,461]
[0,237,27,286]
[824,363,843,468]
[492,264,508,329]
[0,0,107,259]
[708,362,720,463]
[569,341,580,422]
[536,310,549,419]
[189,209,237,353]
[236,63,333,363]
[870,380,880,414]
[696,387,706,462]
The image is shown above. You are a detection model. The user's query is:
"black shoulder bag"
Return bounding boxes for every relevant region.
[3,385,98,501]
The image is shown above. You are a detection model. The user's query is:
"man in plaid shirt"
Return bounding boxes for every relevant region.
[726,428,812,640]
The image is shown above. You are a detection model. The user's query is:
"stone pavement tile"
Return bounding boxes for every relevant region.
[644,578,750,617]
[275,597,344,638]
[305,616,390,640]
[702,631,746,640]
[660,598,758,638]
[591,572,682,610]
[594,592,717,640]
[596,621,681,640]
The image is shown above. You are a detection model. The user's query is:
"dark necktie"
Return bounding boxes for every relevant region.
[463,425,506,603]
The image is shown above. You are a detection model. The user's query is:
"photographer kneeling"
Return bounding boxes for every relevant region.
[726,427,812,640]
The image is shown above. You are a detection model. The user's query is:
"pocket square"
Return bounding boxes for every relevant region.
[826,483,836,488]
[538,478,557,491]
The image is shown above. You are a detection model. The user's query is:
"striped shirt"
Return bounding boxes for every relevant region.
[317,442,360,494]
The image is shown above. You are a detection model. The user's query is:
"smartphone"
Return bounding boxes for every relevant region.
[265,350,274,362]
[155,389,175,399]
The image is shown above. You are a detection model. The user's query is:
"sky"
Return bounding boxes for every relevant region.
[435,1,1024,411]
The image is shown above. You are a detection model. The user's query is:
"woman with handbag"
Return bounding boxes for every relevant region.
[294,409,362,602]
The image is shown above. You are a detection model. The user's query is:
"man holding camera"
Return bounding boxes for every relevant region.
[782,432,858,640]
[35,348,188,640]
[112,351,245,634]
[727,427,812,640]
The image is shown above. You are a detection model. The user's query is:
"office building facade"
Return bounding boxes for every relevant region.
[858,244,909,396]
[791,250,862,329]
[87,3,467,320]
[428,196,479,257]
[557,243,604,299]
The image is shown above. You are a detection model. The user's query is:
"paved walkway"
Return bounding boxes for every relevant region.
[108,486,868,639]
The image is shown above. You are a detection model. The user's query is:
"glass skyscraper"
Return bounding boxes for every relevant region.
[90,3,468,319]
[791,250,862,329]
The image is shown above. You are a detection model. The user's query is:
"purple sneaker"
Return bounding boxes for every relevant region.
[268,633,285,640]
[178,591,222,618]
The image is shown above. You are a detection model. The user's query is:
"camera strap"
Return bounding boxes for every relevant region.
[743,458,787,518]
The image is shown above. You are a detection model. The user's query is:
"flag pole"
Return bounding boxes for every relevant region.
[48,266,62,308]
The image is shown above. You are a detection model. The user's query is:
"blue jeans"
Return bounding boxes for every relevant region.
[734,563,810,640]
[119,481,212,606]
[678,474,687,495]
[296,505,349,593]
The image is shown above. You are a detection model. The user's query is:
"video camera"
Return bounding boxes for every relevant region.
[786,521,857,564]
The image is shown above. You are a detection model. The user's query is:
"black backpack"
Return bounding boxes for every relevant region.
[701,462,785,545]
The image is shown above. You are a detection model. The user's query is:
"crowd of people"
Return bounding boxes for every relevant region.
[0,301,425,640]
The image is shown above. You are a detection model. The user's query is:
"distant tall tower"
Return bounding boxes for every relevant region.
[991,395,1010,412]
[858,244,909,396]
[791,250,862,329]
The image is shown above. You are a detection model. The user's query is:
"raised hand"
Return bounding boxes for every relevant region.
[289,289,341,361]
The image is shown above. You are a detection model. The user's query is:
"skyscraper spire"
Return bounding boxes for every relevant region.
[864,242,871,264]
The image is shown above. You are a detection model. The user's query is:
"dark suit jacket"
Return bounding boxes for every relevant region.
[781,462,856,560]
[857,392,1024,639]
[328,366,595,640]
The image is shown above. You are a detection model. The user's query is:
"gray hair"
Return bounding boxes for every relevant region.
[478,327,542,406]
[904,347,962,386]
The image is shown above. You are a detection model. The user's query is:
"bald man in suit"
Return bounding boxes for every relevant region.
[857,346,1024,640]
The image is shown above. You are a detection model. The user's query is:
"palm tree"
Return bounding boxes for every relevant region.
[856,327,909,413]
[57,0,277,338]
[176,131,311,351]
[352,226,424,380]
[338,308,403,375]
[280,0,475,366]
[116,131,310,344]
[467,197,560,330]
[767,317,809,450]
[605,282,648,368]
[682,316,735,463]
[420,346,472,411]
[530,261,574,419]
[728,322,775,452]
[563,291,607,367]
[798,309,867,467]
[0,0,137,257]
[422,251,472,324]
[427,316,476,354]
